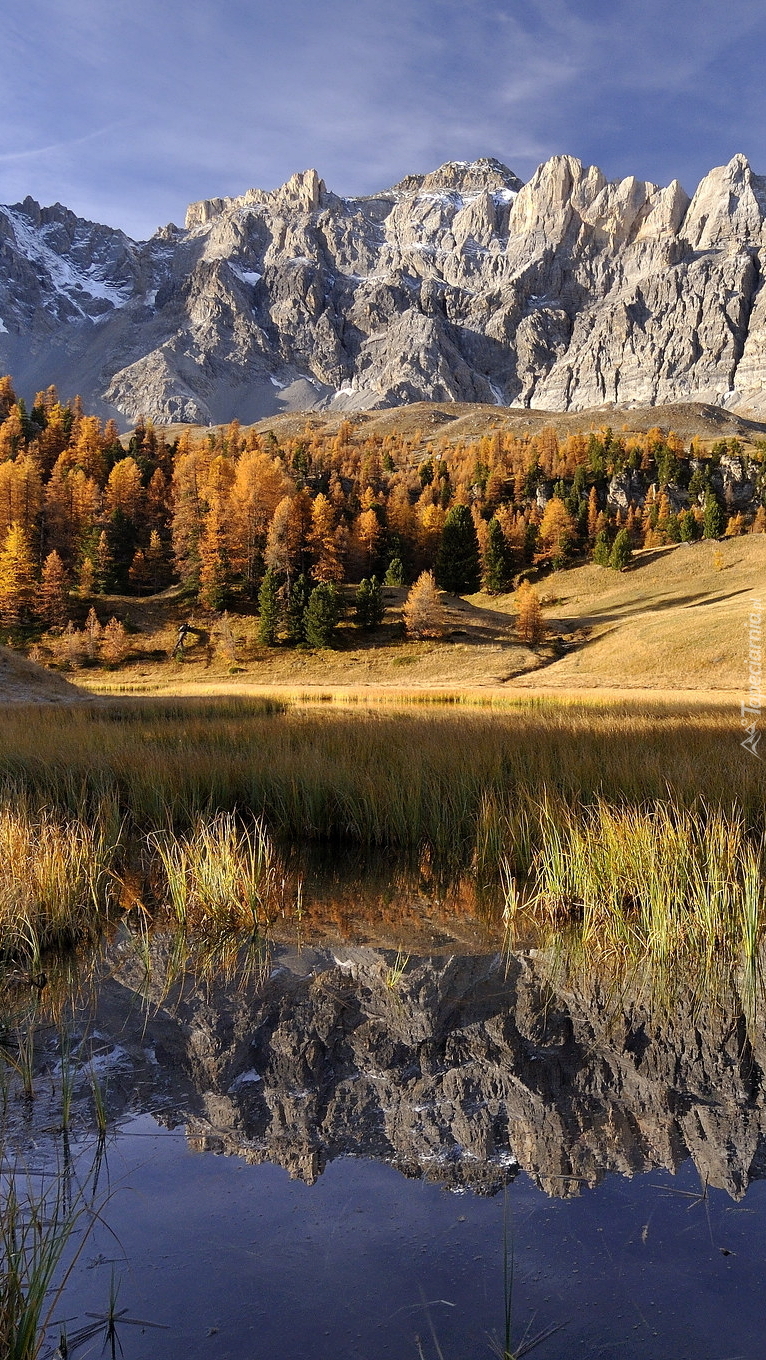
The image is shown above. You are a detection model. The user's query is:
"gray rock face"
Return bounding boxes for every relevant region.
[4,153,766,425]
[78,943,766,1199]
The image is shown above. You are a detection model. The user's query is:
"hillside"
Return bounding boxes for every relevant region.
[6,154,766,425]
[502,534,764,691]
[0,645,86,703]
[60,536,759,701]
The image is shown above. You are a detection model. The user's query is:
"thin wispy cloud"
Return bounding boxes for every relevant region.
[2,0,766,237]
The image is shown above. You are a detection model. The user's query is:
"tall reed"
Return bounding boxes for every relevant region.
[150,811,280,933]
[0,800,118,961]
[518,798,766,1004]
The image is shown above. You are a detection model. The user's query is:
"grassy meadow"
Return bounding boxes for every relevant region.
[0,693,762,990]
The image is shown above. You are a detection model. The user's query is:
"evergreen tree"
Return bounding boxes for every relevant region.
[304,582,340,648]
[609,528,633,570]
[106,508,139,591]
[257,567,281,646]
[435,504,480,594]
[482,516,512,593]
[593,528,612,565]
[285,573,313,644]
[355,576,384,630]
[703,492,723,539]
[678,509,697,542]
[384,557,405,587]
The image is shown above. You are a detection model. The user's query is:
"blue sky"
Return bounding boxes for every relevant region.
[3,0,766,239]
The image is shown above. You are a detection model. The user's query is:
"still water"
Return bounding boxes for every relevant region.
[4,874,766,1359]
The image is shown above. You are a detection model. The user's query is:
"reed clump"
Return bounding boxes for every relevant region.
[511,798,766,1005]
[0,799,117,961]
[150,812,280,933]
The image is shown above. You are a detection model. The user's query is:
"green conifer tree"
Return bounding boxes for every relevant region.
[304,582,340,648]
[384,558,404,587]
[355,576,384,629]
[609,528,633,570]
[482,517,512,593]
[435,505,481,594]
[593,529,612,566]
[285,573,313,644]
[703,492,723,539]
[258,567,281,646]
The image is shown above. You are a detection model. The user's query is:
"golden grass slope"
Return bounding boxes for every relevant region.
[25,537,766,702]
[0,645,87,703]
[515,535,765,691]
[138,398,766,453]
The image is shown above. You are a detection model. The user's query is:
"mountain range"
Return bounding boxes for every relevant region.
[2,152,766,428]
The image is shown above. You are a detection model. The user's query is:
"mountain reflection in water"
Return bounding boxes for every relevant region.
[49,926,765,1203]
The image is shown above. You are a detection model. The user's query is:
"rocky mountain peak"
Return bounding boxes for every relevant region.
[682,152,766,249]
[5,152,766,425]
[394,157,522,197]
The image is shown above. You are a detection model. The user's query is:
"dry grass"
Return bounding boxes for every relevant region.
[468,535,766,692]
[27,533,760,703]
[0,693,762,980]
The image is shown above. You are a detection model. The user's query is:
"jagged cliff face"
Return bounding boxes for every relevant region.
[3,153,766,426]
[78,943,766,1199]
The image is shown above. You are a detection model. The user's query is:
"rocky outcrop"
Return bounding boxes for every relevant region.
[4,153,766,425]
[57,942,766,1200]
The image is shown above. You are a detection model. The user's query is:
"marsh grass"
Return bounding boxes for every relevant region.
[0,1153,104,1360]
[0,799,118,961]
[0,695,764,986]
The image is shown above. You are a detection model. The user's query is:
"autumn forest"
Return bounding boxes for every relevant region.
[0,374,764,657]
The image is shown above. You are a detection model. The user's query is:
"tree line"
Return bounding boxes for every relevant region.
[0,374,763,640]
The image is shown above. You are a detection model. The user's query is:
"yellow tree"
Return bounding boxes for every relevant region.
[402,571,446,639]
[309,493,345,582]
[38,400,71,476]
[37,550,69,627]
[514,582,545,645]
[71,415,107,483]
[0,404,26,460]
[10,456,44,539]
[417,502,445,568]
[198,455,236,608]
[353,507,382,577]
[171,447,211,588]
[228,450,293,592]
[537,497,575,565]
[44,458,101,564]
[586,486,599,540]
[0,376,17,420]
[0,455,44,562]
[105,457,143,520]
[0,523,35,625]
[265,490,312,583]
[146,468,170,531]
[145,529,169,591]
